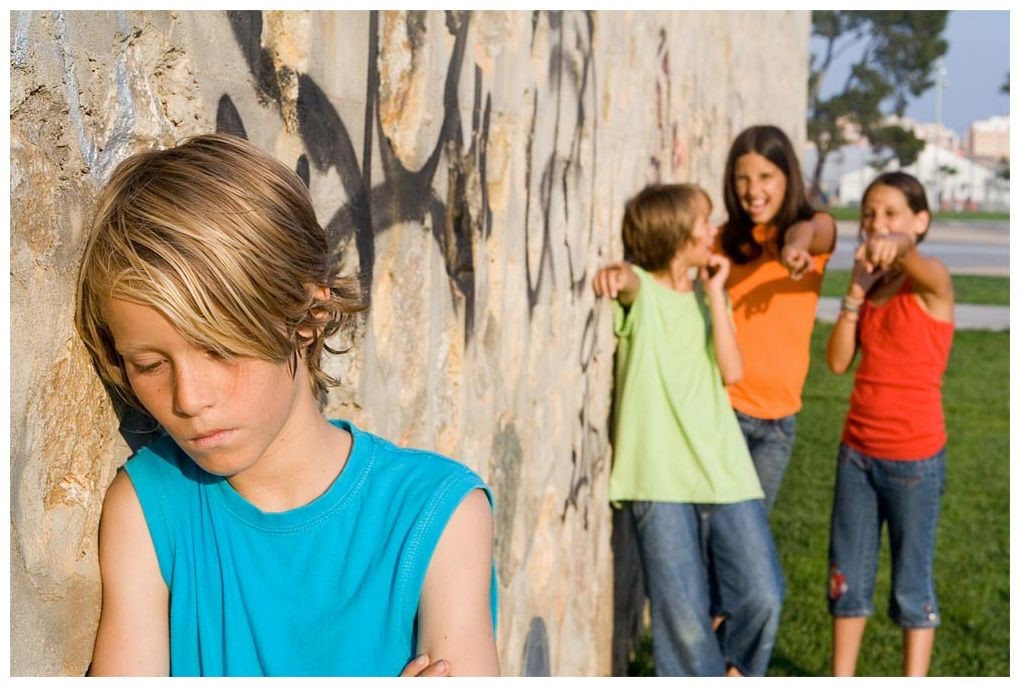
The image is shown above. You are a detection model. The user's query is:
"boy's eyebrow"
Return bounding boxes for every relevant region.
[114,343,162,355]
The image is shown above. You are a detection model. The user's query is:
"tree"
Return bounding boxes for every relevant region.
[867,124,925,171]
[808,11,949,199]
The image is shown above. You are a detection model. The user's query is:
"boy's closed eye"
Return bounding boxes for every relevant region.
[128,359,167,375]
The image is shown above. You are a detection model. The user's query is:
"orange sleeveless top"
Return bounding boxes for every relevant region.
[842,280,954,460]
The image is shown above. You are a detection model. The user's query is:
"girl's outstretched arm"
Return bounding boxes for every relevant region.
[826,244,879,374]
[416,488,500,676]
[825,306,860,375]
[702,254,743,385]
[88,471,170,676]
[866,233,954,322]
[781,212,837,279]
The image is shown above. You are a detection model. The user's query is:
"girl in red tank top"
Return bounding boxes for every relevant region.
[824,172,954,677]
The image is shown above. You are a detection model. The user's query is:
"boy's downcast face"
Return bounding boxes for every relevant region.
[104,298,306,478]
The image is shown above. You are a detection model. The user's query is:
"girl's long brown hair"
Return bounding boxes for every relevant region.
[720,125,819,264]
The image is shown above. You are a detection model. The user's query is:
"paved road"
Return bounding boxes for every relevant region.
[819,219,1009,330]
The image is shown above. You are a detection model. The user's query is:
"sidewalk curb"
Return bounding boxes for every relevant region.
[816,297,1009,331]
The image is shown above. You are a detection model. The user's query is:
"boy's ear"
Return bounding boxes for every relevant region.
[296,285,331,341]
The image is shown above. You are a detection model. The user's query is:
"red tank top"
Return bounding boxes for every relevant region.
[842,279,954,460]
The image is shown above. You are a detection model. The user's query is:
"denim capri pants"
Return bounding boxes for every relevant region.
[827,442,945,629]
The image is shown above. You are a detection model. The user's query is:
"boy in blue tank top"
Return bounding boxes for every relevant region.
[74,134,499,676]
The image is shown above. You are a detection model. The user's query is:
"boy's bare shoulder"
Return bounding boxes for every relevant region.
[103,469,140,514]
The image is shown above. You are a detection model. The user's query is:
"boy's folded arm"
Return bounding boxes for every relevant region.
[88,470,170,676]
[415,488,500,676]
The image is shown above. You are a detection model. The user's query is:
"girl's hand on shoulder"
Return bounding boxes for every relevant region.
[400,654,450,677]
[700,254,730,295]
[780,244,812,280]
[593,262,638,302]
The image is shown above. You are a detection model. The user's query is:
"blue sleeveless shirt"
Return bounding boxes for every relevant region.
[122,419,496,676]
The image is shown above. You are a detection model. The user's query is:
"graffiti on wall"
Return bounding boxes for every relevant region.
[523,11,597,310]
[225,10,491,341]
[649,27,686,183]
[561,304,607,530]
[221,10,608,528]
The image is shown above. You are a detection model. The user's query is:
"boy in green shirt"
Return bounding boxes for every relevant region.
[594,184,783,676]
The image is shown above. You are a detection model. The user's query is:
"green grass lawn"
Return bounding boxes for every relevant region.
[616,324,1007,676]
[768,324,1010,676]
[821,269,1010,306]
[828,206,1009,223]
[624,324,1009,677]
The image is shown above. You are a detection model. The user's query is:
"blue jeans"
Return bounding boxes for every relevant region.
[735,410,797,514]
[630,500,785,676]
[828,443,945,628]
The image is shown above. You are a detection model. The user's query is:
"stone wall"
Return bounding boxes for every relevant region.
[9,10,810,676]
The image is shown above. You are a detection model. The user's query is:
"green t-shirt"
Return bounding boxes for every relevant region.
[608,266,763,504]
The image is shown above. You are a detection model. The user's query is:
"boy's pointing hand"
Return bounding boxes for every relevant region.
[593,262,636,301]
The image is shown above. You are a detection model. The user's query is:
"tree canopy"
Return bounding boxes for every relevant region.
[808,11,949,198]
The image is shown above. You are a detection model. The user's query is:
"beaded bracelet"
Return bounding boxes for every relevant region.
[841,296,863,314]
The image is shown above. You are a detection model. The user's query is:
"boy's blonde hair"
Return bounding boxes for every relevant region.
[75,133,364,410]
[622,183,712,272]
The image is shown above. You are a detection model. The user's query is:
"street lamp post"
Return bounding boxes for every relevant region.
[933,58,948,210]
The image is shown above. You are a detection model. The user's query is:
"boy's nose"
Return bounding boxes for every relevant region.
[172,363,215,417]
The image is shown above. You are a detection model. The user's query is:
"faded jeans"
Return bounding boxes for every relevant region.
[630,499,785,676]
[735,410,798,514]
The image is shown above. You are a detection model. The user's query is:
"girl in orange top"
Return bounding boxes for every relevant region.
[717,125,837,513]
[825,172,953,677]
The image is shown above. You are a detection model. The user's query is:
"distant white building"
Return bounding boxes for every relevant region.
[835,144,1009,212]
[802,142,872,202]
[964,115,1009,163]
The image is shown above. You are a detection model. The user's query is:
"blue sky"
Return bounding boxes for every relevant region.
[811,10,1010,137]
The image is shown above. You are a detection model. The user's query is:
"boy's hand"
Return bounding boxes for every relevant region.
[400,654,450,677]
[700,254,730,295]
[593,262,636,300]
[780,245,812,280]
